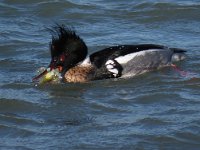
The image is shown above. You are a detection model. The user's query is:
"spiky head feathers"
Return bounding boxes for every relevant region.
[49,25,88,72]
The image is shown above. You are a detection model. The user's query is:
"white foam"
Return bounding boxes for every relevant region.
[172,53,186,62]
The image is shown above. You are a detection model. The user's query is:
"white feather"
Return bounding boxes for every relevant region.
[79,56,91,66]
[114,49,164,64]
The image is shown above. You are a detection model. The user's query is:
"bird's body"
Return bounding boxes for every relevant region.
[33,25,186,83]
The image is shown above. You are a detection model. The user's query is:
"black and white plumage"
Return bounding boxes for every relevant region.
[88,44,186,78]
[33,25,186,83]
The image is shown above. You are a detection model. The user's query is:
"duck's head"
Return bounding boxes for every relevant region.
[33,25,88,82]
[49,25,88,73]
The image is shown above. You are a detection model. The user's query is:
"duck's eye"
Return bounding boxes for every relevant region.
[59,54,65,62]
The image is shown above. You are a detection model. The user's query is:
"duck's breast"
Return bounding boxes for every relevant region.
[64,65,95,82]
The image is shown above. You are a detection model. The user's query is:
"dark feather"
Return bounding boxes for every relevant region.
[170,48,187,53]
[90,44,166,68]
[49,24,87,58]
[48,24,88,73]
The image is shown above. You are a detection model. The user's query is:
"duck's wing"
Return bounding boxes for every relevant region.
[90,44,166,68]
[90,44,186,79]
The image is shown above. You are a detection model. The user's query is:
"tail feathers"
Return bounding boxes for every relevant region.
[171,48,187,53]
[171,48,187,62]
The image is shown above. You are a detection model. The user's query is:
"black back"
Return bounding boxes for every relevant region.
[90,44,166,68]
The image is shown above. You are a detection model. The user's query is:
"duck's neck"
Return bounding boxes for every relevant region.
[77,55,91,67]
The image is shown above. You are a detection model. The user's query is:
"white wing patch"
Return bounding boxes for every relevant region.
[105,60,119,77]
[114,49,165,64]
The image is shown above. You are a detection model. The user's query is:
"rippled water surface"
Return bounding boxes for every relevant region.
[0,0,200,149]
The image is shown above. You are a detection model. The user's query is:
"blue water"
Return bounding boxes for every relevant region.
[0,0,200,149]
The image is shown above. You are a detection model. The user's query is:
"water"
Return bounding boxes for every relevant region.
[0,0,200,149]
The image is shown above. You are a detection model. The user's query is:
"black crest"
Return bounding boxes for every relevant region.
[49,24,87,58]
[48,24,88,72]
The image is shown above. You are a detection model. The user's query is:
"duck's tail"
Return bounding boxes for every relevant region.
[171,48,187,62]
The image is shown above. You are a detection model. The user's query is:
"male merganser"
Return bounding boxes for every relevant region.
[33,25,186,83]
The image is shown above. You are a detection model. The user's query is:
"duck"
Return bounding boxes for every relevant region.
[33,25,186,83]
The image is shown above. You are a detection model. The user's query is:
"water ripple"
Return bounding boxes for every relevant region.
[0,0,200,149]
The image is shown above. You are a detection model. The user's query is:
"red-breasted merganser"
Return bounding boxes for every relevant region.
[33,25,186,83]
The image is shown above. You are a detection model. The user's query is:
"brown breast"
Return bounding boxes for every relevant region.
[64,65,95,83]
